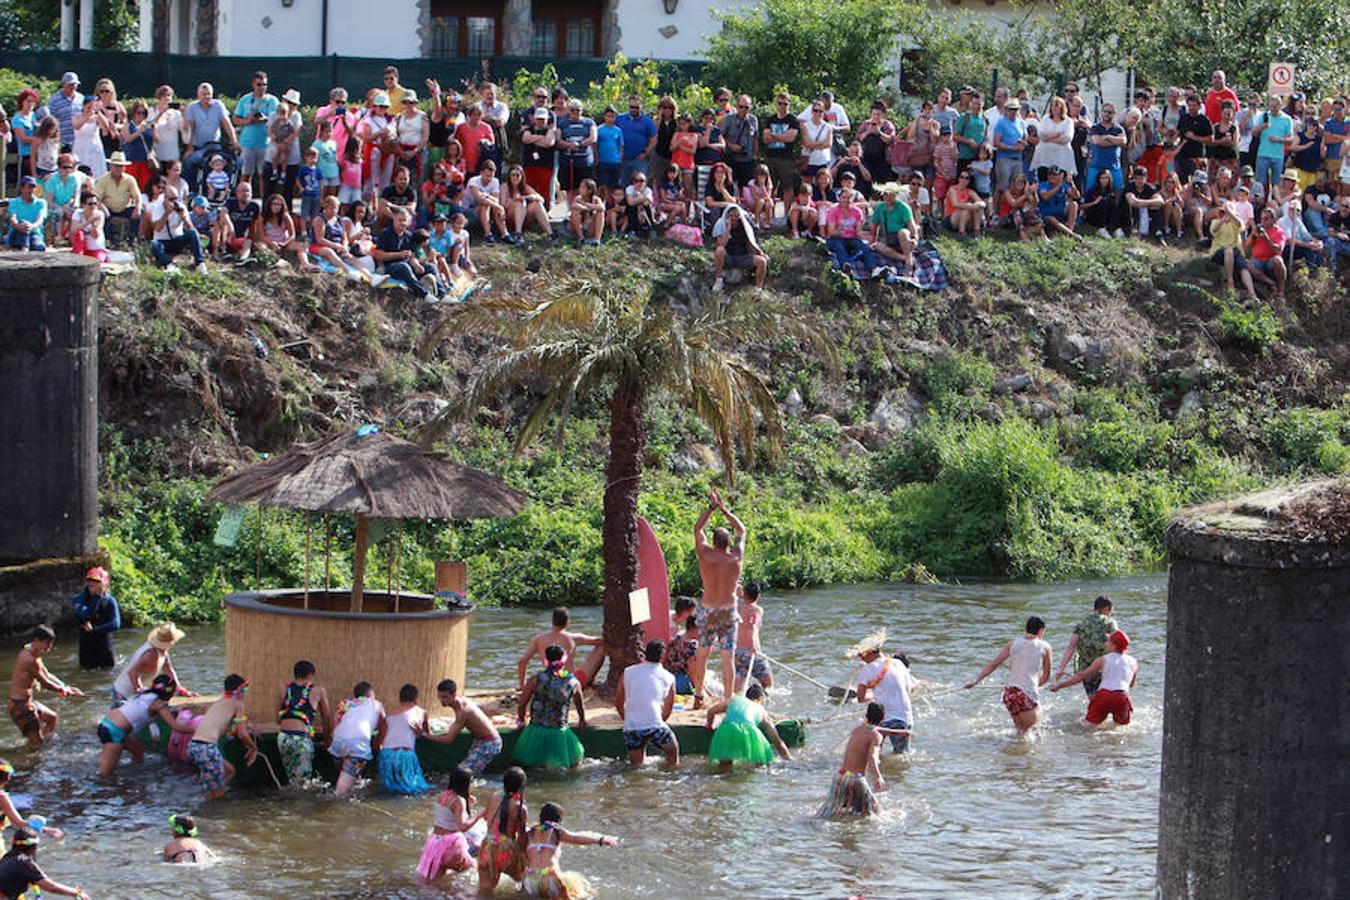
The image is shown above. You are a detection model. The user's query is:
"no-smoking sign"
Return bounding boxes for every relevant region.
[1267,61,1296,96]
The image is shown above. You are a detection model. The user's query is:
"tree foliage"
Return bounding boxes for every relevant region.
[2,0,139,50]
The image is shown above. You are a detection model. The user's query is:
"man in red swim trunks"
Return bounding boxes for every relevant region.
[1050,630,1139,725]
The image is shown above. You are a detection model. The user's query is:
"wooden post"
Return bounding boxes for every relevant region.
[324,519,332,595]
[392,523,404,613]
[303,513,312,609]
[350,513,369,613]
[255,504,263,590]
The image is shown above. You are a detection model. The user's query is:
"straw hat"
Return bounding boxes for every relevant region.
[282,88,301,105]
[148,622,185,649]
[847,627,887,658]
[877,182,902,196]
[108,151,129,166]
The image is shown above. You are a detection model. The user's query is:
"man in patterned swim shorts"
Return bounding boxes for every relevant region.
[425,679,503,775]
[188,674,259,800]
[691,489,747,708]
[616,640,679,767]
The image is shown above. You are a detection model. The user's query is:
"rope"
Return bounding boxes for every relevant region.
[256,750,284,791]
[756,652,835,693]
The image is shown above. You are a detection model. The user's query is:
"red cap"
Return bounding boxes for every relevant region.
[1108,630,1130,652]
[85,566,109,582]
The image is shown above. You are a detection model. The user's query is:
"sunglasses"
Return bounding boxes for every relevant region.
[777,100,788,105]
[60,164,74,170]
[812,107,824,113]
[737,104,750,110]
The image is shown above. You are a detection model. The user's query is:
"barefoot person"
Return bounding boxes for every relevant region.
[1054,595,1119,696]
[518,608,605,691]
[1051,630,1138,725]
[112,622,188,707]
[817,702,908,818]
[276,660,334,785]
[423,679,503,776]
[97,674,195,776]
[704,684,791,768]
[965,616,1053,734]
[733,582,774,693]
[851,628,916,754]
[188,674,259,800]
[477,766,528,894]
[163,814,216,864]
[615,640,679,768]
[8,626,84,745]
[514,646,586,770]
[380,684,431,794]
[692,489,747,708]
[0,829,89,899]
[329,682,386,798]
[521,803,617,899]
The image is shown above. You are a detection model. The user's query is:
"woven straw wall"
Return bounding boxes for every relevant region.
[225,592,469,724]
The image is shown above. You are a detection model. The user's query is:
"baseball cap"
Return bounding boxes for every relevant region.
[191,195,208,208]
[85,566,109,582]
[533,107,549,119]
[1193,170,1208,183]
[1235,183,1251,194]
[431,212,448,222]
[372,91,390,107]
[62,72,80,86]
[19,175,37,187]
[1240,165,1255,177]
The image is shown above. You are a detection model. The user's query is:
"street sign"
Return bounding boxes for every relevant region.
[1267,62,1295,96]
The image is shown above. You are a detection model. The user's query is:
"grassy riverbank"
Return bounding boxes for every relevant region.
[94,235,1348,623]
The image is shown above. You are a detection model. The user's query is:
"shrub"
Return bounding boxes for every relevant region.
[1262,406,1350,474]
[1217,297,1282,350]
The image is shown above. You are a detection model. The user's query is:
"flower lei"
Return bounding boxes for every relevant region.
[859,657,891,692]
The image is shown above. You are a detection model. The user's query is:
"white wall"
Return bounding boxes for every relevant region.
[217,0,417,57]
[617,0,751,61]
[324,0,421,57]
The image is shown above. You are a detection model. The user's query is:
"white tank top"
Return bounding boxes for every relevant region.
[396,112,424,144]
[1006,636,1048,699]
[383,706,423,751]
[113,643,162,698]
[1099,652,1136,692]
[332,697,381,745]
[120,691,160,731]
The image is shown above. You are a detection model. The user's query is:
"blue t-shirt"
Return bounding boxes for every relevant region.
[298,165,322,198]
[1256,111,1292,159]
[429,229,454,256]
[11,111,34,158]
[234,93,279,149]
[1325,116,1348,161]
[557,116,596,165]
[616,112,656,161]
[993,116,1026,160]
[312,138,339,179]
[1037,180,1069,216]
[1088,124,1125,169]
[43,172,82,208]
[185,99,229,147]
[8,195,47,228]
[596,123,624,165]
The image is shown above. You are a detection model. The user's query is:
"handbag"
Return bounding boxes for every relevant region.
[888,139,913,170]
[665,222,703,247]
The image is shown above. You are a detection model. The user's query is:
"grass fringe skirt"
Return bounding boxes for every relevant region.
[379,746,431,794]
[708,721,775,765]
[512,723,584,768]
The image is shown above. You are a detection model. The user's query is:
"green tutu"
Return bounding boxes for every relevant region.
[513,723,584,768]
[708,721,775,765]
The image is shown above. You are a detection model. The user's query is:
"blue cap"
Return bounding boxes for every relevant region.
[191,195,208,207]
[20,175,38,186]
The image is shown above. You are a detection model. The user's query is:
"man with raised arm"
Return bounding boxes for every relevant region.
[690,489,746,709]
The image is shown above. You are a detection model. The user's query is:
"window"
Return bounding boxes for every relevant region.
[431,17,459,57]
[429,0,503,57]
[563,19,594,58]
[531,18,558,55]
[466,17,496,56]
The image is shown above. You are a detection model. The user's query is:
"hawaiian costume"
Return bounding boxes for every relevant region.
[477,794,527,886]
[461,734,504,775]
[697,605,740,651]
[514,667,584,769]
[817,769,880,818]
[417,793,474,879]
[329,696,380,777]
[379,707,431,794]
[277,681,319,783]
[708,695,775,765]
[523,824,593,899]
[663,636,698,694]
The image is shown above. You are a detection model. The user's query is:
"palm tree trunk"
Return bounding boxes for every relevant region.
[600,379,645,685]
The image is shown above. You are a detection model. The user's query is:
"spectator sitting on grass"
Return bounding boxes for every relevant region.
[6,176,48,251]
[711,204,767,293]
[1210,199,1258,300]
[1244,206,1287,299]
[148,184,207,273]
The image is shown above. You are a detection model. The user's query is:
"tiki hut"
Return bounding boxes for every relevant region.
[207,428,527,721]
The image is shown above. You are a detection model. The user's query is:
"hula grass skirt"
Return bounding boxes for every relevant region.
[379,747,431,794]
[513,723,584,769]
[524,864,593,899]
[708,720,775,766]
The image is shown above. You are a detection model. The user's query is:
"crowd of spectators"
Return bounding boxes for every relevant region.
[2,65,1348,299]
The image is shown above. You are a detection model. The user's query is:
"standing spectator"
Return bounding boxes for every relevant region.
[183,82,236,188]
[617,95,657,187]
[984,87,1008,137]
[360,92,396,199]
[595,106,625,191]
[454,104,496,176]
[722,95,759,187]
[695,108,727,198]
[10,89,40,177]
[232,71,278,196]
[1067,94,1092,189]
[1175,93,1213,182]
[521,108,557,207]
[94,78,128,161]
[952,93,985,174]
[72,96,109,178]
[931,88,959,134]
[47,72,83,151]
[1031,97,1076,177]
[265,90,304,202]
[1290,115,1324,190]
[5,176,47,251]
[1204,71,1239,125]
[1236,93,1262,171]
[761,92,800,208]
[556,100,597,206]
[118,103,156,189]
[312,119,340,200]
[427,87,464,169]
[479,82,511,154]
[517,85,553,136]
[800,101,835,177]
[149,85,187,168]
[1086,104,1128,191]
[1160,87,1184,134]
[316,87,359,154]
[1209,101,1239,178]
[857,100,896,186]
[991,98,1027,216]
[380,66,406,109]
[650,96,679,183]
[148,184,206,272]
[393,91,430,180]
[94,151,142,244]
[1251,94,1294,194]
[1323,98,1347,183]
[1131,89,1161,151]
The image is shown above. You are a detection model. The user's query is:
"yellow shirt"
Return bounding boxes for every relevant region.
[94,172,141,213]
[384,85,405,109]
[1211,216,1243,251]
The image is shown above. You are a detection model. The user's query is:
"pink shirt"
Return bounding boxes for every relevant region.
[825,204,865,239]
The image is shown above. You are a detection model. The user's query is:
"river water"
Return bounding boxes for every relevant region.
[3,575,1166,899]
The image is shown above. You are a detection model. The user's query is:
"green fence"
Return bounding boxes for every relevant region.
[1,50,704,101]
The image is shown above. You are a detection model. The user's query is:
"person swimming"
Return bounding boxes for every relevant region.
[521,802,617,899]
[163,813,215,864]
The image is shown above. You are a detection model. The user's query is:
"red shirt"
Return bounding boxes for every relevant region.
[1249,224,1285,261]
[453,122,494,174]
[1204,87,1239,125]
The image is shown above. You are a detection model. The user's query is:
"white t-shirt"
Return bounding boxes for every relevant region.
[480,99,510,127]
[468,176,500,206]
[149,196,189,241]
[151,107,184,161]
[622,661,674,731]
[801,120,834,166]
[798,102,850,132]
[383,705,425,750]
[984,107,1004,136]
[624,184,653,206]
[1099,652,1138,693]
[856,656,914,724]
[1006,636,1050,699]
[332,697,383,746]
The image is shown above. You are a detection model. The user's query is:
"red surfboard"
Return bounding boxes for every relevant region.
[636,515,671,643]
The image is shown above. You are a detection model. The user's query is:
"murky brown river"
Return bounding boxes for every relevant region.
[3,576,1166,898]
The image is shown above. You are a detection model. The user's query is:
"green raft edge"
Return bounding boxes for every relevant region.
[138,719,808,787]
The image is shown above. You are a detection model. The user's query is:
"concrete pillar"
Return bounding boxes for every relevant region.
[78,0,94,49]
[600,0,620,57]
[1159,480,1349,900]
[0,254,101,564]
[501,0,532,57]
[138,0,155,51]
[61,0,76,50]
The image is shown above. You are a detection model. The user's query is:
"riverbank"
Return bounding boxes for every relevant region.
[94,234,1347,624]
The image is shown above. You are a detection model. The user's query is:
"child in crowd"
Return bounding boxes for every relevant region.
[329,681,386,798]
[742,164,775,230]
[427,213,455,284]
[570,179,606,246]
[970,144,994,202]
[477,766,528,894]
[312,119,340,200]
[446,212,475,277]
[380,684,431,794]
[204,155,232,207]
[421,164,456,222]
[189,196,216,256]
[521,803,617,899]
[788,184,819,239]
[298,147,324,236]
[163,813,215,864]
[932,126,958,201]
[32,117,60,179]
[671,114,699,199]
[657,164,687,225]
[418,765,481,883]
[338,136,364,216]
[734,582,773,693]
[595,107,624,190]
[604,186,627,236]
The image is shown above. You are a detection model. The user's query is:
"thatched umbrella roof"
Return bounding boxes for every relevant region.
[207,430,527,520]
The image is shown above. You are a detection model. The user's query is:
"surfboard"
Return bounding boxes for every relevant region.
[636,515,671,643]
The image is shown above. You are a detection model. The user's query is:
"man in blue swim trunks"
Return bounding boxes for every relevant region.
[616,641,679,767]
[188,674,258,800]
[427,679,503,775]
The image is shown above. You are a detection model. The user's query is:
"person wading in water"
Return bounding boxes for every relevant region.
[691,489,746,710]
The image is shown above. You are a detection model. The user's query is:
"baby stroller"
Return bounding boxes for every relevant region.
[193,145,238,205]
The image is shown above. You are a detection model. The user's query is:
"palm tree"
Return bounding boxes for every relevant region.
[424,278,836,681]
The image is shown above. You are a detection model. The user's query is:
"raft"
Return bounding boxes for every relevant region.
[140,692,807,787]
